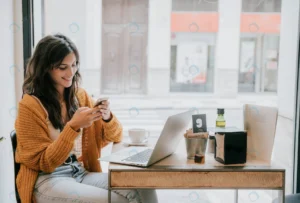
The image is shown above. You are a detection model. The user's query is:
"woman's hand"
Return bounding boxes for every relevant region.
[96,100,112,121]
[68,107,102,131]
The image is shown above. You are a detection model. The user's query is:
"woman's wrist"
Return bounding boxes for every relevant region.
[102,113,113,122]
[68,121,80,132]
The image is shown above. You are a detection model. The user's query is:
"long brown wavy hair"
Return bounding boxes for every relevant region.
[23,34,81,130]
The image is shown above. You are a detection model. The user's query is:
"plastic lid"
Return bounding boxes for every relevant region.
[217,108,225,114]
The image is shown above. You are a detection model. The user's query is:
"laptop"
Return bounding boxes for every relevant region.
[99,110,194,167]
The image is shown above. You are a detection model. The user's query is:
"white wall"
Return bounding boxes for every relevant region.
[44,0,103,97]
[84,0,102,96]
[148,0,171,69]
[147,0,171,96]
[44,0,87,65]
[277,0,300,119]
[0,0,23,202]
[214,0,241,97]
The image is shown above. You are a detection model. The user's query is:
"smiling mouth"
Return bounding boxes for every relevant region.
[62,78,72,81]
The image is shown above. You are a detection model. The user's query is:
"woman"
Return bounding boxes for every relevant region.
[15,34,158,203]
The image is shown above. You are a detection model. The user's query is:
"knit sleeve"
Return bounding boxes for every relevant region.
[100,113,123,143]
[15,103,80,173]
[79,89,123,145]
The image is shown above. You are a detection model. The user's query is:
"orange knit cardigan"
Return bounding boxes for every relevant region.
[15,88,123,203]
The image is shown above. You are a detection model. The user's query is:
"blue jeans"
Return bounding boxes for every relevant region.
[34,161,158,203]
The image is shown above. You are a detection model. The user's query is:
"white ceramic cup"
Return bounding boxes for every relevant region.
[128,128,150,143]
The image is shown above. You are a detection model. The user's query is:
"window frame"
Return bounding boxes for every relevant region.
[22,0,34,76]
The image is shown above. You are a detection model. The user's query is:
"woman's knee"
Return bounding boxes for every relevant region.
[34,177,126,203]
[81,172,108,189]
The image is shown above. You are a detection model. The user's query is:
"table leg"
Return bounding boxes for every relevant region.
[108,189,111,203]
[234,189,238,203]
[108,170,111,203]
[277,189,284,203]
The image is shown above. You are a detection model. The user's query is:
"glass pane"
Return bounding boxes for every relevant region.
[172,0,218,12]
[170,2,217,92]
[242,0,281,12]
[31,0,298,202]
[239,0,281,93]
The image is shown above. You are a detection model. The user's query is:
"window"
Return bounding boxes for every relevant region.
[30,0,299,202]
[170,0,217,92]
[239,0,281,92]
[242,0,281,12]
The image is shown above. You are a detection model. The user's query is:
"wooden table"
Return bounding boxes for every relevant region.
[107,138,285,203]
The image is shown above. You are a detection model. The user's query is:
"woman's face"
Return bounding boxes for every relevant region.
[48,52,78,92]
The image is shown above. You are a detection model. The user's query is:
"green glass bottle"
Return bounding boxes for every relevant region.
[216,108,226,128]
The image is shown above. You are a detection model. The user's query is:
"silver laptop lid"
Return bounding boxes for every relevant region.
[147,110,194,166]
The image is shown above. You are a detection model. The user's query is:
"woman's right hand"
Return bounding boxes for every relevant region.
[68,107,102,131]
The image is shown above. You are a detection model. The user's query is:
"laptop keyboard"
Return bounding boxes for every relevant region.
[122,149,153,163]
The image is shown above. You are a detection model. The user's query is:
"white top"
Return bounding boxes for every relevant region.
[32,96,82,157]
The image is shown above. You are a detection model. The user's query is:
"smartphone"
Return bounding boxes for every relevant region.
[93,97,109,108]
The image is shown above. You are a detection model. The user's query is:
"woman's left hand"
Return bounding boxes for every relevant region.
[97,100,112,121]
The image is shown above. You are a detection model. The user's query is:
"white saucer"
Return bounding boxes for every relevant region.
[123,139,148,146]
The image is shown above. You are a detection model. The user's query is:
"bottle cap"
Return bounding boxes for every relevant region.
[209,134,215,140]
[217,108,224,114]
